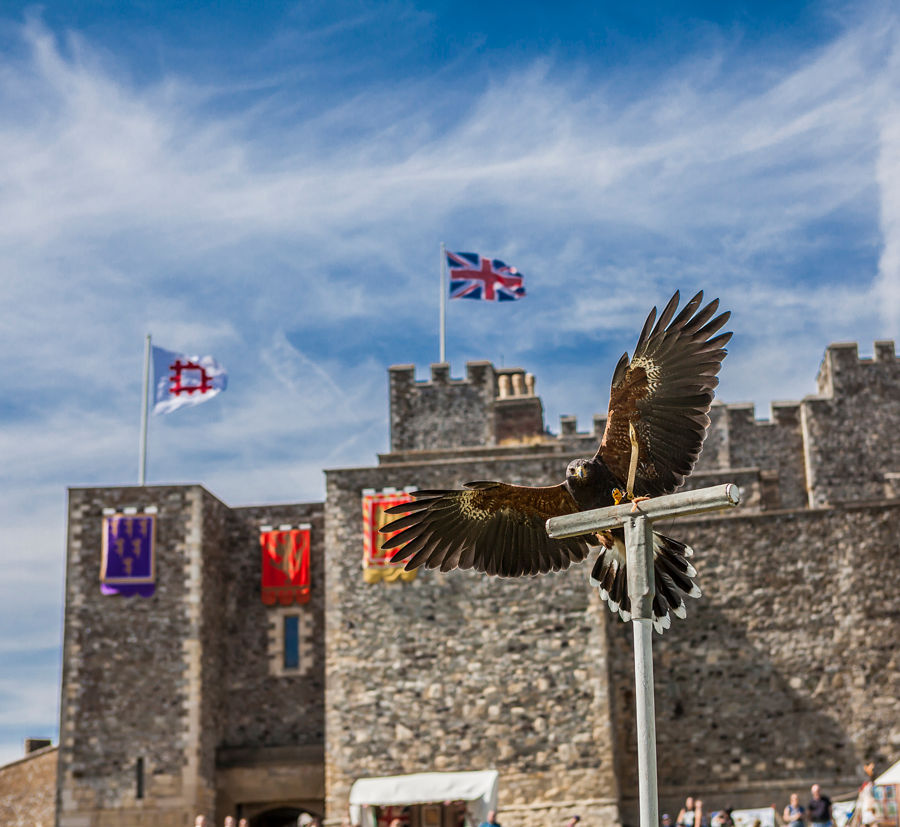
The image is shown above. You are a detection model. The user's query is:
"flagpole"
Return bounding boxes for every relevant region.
[439,242,446,363]
[138,333,151,485]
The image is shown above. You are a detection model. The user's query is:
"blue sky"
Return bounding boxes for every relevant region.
[1,0,898,765]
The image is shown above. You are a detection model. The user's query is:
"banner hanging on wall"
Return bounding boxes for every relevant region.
[101,512,157,597]
[362,489,417,584]
[260,525,311,605]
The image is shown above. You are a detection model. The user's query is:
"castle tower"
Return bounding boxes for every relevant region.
[57,486,227,826]
[57,486,326,826]
[802,340,900,506]
[388,362,545,452]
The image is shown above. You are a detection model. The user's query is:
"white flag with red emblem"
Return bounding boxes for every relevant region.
[151,345,227,415]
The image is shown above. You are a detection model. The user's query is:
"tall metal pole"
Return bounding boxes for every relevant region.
[547,484,741,827]
[625,514,659,827]
[138,333,151,485]
[439,242,447,363]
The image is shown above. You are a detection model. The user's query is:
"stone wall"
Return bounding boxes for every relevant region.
[326,344,900,827]
[215,501,327,821]
[719,403,807,510]
[389,363,497,451]
[323,455,622,827]
[802,342,899,506]
[58,487,327,827]
[389,362,546,452]
[51,340,900,827]
[0,744,57,827]
[196,490,231,817]
[606,501,900,825]
[222,502,325,751]
[58,485,208,827]
[390,341,897,514]
[324,461,900,827]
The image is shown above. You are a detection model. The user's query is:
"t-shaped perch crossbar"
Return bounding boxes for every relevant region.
[546,483,741,827]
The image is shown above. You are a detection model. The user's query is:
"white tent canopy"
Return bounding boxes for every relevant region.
[876,759,900,786]
[731,806,776,827]
[348,770,499,827]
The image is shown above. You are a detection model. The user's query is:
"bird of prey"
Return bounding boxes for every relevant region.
[379,290,731,632]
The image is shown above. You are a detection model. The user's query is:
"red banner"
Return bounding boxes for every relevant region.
[362,490,417,583]
[261,526,311,605]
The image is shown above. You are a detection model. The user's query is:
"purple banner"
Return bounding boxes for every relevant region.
[101,514,156,597]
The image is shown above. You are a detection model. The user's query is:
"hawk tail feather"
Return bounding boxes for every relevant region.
[588,531,700,634]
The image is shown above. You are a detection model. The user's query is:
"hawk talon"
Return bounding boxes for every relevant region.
[612,488,625,505]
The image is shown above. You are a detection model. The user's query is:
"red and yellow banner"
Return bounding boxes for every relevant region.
[261,526,311,605]
[362,490,417,583]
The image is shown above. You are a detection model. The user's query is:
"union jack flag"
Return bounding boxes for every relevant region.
[446,251,526,301]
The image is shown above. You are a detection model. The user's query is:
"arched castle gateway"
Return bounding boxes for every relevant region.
[5,341,898,827]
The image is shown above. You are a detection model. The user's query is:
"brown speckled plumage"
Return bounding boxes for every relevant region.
[380,290,730,632]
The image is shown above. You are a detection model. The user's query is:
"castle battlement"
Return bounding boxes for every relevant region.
[389,361,538,396]
[389,360,545,451]
[802,340,900,506]
[816,340,897,395]
[388,360,496,392]
[715,399,801,427]
[388,340,900,509]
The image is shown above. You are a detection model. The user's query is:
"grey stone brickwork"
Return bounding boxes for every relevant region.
[325,339,900,827]
[802,342,900,506]
[320,458,806,827]
[0,744,57,827]
[323,456,622,827]
[389,362,545,451]
[50,338,899,827]
[606,502,900,825]
[57,488,325,827]
[221,502,325,751]
[58,486,203,827]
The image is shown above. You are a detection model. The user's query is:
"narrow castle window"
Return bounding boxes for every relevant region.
[283,615,300,669]
[267,606,311,677]
[135,756,144,799]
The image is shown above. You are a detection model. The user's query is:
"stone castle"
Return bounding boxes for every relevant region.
[2,340,899,827]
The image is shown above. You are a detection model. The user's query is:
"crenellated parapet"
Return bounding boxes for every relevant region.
[389,361,494,452]
[670,340,900,508]
[386,341,900,509]
[690,400,807,509]
[815,340,896,396]
[802,340,899,506]
[388,361,546,452]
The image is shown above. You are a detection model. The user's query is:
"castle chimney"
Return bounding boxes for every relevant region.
[525,374,535,396]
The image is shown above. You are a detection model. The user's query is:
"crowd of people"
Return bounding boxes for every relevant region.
[195,817,250,827]
[190,777,867,827]
[661,784,837,827]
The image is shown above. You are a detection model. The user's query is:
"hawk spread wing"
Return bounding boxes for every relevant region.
[379,289,731,632]
[380,481,593,577]
[597,290,731,497]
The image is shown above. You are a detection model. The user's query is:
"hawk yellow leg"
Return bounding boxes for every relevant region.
[627,421,650,511]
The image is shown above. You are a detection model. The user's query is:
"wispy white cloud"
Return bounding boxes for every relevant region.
[876,34,900,331]
[1,6,899,762]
